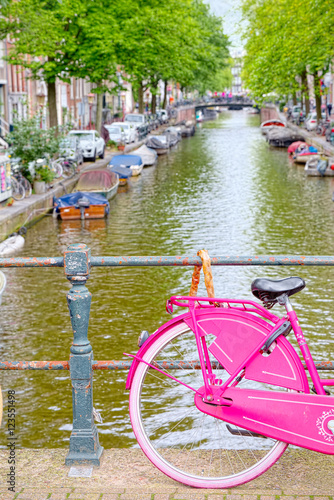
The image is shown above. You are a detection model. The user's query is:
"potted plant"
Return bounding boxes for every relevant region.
[106,139,117,151]
[117,131,126,151]
[34,164,55,194]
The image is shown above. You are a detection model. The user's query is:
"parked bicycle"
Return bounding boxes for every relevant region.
[316,118,330,136]
[10,158,32,201]
[126,250,334,489]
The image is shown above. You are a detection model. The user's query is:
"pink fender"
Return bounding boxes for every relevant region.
[195,387,334,454]
[126,308,308,393]
[125,312,192,390]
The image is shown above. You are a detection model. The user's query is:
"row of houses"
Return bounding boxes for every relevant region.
[0,39,135,135]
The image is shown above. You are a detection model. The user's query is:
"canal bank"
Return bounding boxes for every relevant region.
[0,447,333,499]
[0,138,148,238]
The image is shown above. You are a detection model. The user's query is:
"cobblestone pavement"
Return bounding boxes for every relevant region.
[0,448,333,500]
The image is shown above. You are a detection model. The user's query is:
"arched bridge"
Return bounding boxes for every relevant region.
[195,100,255,110]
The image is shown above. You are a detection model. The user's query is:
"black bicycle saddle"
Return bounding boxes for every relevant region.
[251,276,305,304]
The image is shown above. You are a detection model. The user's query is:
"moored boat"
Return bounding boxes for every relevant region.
[288,141,309,155]
[131,145,158,166]
[74,170,119,200]
[0,233,25,257]
[146,135,169,155]
[108,164,133,186]
[293,145,319,164]
[266,128,304,147]
[108,154,143,176]
[304,157,334,176]
[260,119,286,134]
[54,192,110,220]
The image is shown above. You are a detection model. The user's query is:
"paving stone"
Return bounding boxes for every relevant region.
[100,495,120,500]
[314,497,331,500]
[48,491,72,500]
[120,496,152,500]
[16,491,50,500]
[153,495,172,500]
[68,493,101,500]
[225,496,242,500]
[239,496,258,500]
[172,494,206,500]
[258,496,276,500]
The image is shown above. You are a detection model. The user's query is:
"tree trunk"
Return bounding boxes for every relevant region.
[138,83,144,113]
[292,92,297,105]
[301,70,310,115]
[314,73,322,121]
[151,81,158,114]
[95,87,103,132]
[151,94,156,114]
[162,80,168,109]
[47,80,58,128]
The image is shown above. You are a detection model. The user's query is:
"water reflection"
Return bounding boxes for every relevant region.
[1,110,334,448]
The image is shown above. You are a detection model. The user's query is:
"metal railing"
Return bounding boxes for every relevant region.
[1,243,334,465]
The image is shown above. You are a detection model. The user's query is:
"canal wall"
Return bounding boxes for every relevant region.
[0,175,80,237]
[260,105,279,123]
[176,105,196,123]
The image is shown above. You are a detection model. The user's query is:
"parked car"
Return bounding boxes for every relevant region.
[105,124,124,144]
[113,122,137,143]
[124,113,146,129]
[59,136,84,164]
[291,105,302,122]
[68,130,105,161]
[305,111,326,131]
[305,112,318,131]
[156,109,168,123]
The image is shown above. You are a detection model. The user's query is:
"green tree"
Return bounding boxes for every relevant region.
[241,0,334,118]
[0,0,120,128]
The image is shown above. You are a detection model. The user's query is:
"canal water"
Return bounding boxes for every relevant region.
[1,110,334,449]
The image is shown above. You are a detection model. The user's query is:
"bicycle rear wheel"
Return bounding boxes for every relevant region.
[11,177,25,201]
[21,177,32,198]
[129,321,289,488]
[51,160,63,178]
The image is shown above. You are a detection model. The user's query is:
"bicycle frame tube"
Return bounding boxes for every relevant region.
[286,304,326,395]
[189,302,213,399]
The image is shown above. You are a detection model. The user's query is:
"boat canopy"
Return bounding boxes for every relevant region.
[109,155,142,167]
[147,136,168,148]
[288,141,309,154]
[54,192,109,211]
[109,165,133,178]
[75,170,118,191]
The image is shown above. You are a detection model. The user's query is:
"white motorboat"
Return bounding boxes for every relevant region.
[132,145,158,166]
[260,119,286,134]
[0,234,25,257]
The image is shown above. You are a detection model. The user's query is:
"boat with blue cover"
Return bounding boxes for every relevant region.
[54,192,110,220]
[108,154,144,177]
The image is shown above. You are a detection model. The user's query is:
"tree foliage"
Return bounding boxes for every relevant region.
[0,0,230,122]
[241,0,334,109]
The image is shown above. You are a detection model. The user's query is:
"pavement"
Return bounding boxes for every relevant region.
[0,448,333,500]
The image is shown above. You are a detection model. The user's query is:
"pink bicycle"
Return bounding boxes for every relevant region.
[125,252,334,489]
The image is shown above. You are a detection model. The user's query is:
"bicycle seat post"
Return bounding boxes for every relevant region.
[278,293,326,395]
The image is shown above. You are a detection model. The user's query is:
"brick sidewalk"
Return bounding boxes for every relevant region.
[0,448,333,500]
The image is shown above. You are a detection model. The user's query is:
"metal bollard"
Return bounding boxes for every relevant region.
[64,243,103,465]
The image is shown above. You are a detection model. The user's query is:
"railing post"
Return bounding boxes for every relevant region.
[64,243,103,465]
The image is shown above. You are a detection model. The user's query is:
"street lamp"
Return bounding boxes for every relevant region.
[36,91,46,129]
[87,93,95,130]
